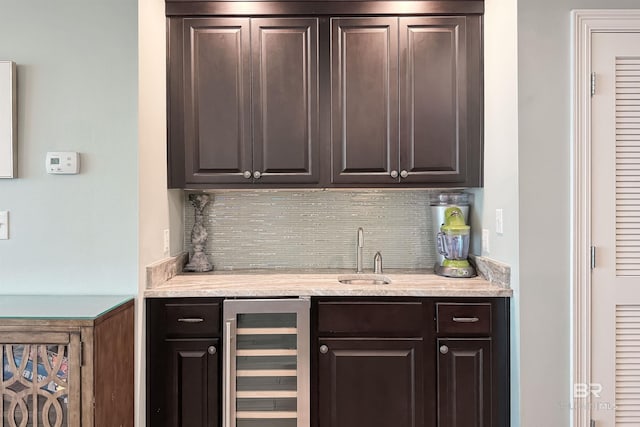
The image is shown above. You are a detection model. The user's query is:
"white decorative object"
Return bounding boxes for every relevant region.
[0,61,16,179]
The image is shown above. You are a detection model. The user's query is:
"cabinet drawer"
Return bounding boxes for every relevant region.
[317,301,423,336]
[164,302,221,337]
[436,303,491,335]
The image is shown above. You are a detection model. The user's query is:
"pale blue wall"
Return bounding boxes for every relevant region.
[471,0,521,424]
[0,0,138,294]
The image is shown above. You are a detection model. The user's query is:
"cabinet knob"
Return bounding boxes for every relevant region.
[390,170,399,179]
[208,346,216,355]
[243,171,252,179]
[253,171,262,179]
[320,344,329,354]
[400,170,409,178]
[439,345,449,355]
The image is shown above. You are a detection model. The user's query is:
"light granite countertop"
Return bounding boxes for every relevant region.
[144,253,513,298]
[145,270,512,298]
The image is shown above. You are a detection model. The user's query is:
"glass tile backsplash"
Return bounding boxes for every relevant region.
[184,191,437,270]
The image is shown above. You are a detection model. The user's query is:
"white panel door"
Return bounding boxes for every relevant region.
[592,32,640,427]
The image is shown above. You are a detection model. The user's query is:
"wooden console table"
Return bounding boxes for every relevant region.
[0,295,134,427]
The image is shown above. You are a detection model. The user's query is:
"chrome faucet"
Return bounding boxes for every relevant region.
[374,251,383,274]
[356,227,364,273]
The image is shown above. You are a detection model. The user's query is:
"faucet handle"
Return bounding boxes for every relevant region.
[374,251,383,274]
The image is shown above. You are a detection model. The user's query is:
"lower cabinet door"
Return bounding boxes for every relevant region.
[437,338,491,427]
[318,338,423,427]
[167,339,220,427]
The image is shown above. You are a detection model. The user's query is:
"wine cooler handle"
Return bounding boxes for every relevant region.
[224,320,234,427]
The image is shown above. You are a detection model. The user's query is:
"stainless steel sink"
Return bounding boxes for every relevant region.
[337,274,392,285]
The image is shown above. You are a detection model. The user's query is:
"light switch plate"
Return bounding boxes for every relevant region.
[163,229,170,257]
[496,209,504,235]
[482,228,490,254]
[0,211,9,240]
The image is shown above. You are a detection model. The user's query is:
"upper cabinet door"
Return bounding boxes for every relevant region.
[331,17,400,185]
[251,18,320,184]
[399,16,482,186]
[182,18,252,185]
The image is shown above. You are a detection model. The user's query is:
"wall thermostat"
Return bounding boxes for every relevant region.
[46,152,80,174]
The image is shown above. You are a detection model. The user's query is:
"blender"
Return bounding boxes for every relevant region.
[430,192,470,266]
[435,206,476,278]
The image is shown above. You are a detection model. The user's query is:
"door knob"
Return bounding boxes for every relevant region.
[400,170,409,178]
[390,170,399,178]
[439,345,449,355]
[253,171,262,179]
[320,345,329,354]
[243,171,252,179]
[208,346,217,355]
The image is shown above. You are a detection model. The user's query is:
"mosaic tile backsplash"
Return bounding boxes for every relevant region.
[184,191,438,270]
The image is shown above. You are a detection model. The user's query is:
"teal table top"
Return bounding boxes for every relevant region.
[0,295,134,319]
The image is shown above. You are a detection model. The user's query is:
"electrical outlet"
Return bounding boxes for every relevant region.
[496,209,504,235]
[163,229,170,256]
[0,211,8,240]
[482,228,490,254]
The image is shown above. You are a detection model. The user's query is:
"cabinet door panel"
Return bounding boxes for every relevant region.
[183,18,252,184]
[400,17,467,183]
[318,338,423,427]
[331,18,399,184]
[166,339,219,427]
[437,338,491,427]
[252,18,319,184]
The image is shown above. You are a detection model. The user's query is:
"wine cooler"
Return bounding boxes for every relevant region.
[223,298,310,427]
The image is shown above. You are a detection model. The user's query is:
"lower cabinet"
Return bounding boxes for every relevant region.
[312,297,509,427]
[147,297,509,427]
[318,339,423,427]
[437,338,491,427]
[146,298,222,427]
[166,339,220,427]
[434,301,509,427]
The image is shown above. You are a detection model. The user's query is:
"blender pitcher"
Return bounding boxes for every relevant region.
[435,207,476,277]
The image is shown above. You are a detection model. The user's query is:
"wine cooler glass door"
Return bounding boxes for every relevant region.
[223,299,310,427]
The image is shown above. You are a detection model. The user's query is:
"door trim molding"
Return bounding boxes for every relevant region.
[572,10,640,427]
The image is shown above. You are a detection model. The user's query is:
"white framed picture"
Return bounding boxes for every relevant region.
[0,61,17,178]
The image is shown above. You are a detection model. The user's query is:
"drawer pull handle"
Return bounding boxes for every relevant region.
[440,345,449,354]
[178,318,205,323]
[452,316,480,323]
[208,346,217,355]
[320,345,329,354]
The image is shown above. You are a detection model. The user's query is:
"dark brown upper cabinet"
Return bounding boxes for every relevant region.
[331,17,400,185]
[331,16,482,186]
[166,2,483,189]
[252,18,319,185]
[168,17,319,187]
